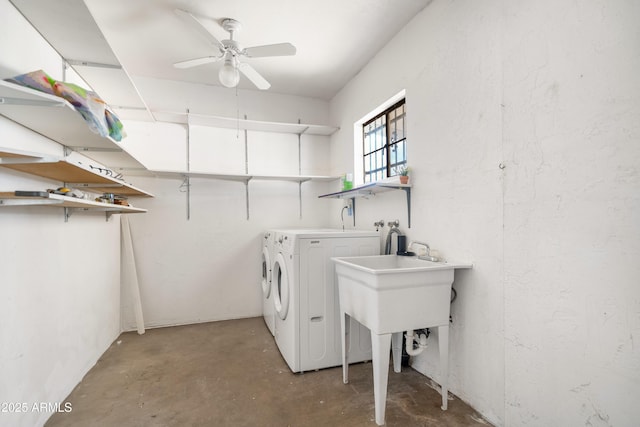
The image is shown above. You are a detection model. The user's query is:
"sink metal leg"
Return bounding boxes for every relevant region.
[371,332,392,426]
[341,311,350,384]
[438,324,449,410]
[391,332,403,373]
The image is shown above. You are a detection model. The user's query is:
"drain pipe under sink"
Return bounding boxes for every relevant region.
[405,330,428,356]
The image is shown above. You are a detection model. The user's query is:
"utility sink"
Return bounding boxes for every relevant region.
[333,255,471,334]
[332,255,471,426]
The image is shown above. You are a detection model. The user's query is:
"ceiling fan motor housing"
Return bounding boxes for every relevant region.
[222,39,241,56]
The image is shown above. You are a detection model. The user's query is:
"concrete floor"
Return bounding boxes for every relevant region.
[46,317,491,426]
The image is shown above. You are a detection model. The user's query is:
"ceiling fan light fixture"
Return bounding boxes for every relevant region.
[175,11,296,90]
[219,58,240,88]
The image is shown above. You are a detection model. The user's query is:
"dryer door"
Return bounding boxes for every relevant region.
[261,246,271,298]
[273,252,290,320]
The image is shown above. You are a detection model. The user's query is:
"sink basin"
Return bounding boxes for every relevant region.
[333,255,471,334]
[332,254,471,426]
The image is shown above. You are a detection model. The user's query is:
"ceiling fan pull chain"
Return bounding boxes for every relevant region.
[236,86,240,139]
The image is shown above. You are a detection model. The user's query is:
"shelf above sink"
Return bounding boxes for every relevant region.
[319,182,412,227]
[319,181,411,199]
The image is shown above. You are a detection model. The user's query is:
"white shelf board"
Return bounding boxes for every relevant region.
[67,146,149,170]
[253,174,338,183]
[0,191,147,214]
[0,80,147,169]
[151,169,250,183]
[152,111,339,136]
[319,181,413,228]
[9,0,152,118]
[0,80,113,149]
[150,169,339,184]
[319,182,412,199]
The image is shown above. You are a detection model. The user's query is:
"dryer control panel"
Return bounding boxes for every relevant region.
[274,232,293,252]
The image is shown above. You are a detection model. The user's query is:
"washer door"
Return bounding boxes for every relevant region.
[261,246,271,298]
[272,252,290,320]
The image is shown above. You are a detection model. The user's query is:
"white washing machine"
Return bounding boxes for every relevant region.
[261,231,275,336]
[271,229,379,373]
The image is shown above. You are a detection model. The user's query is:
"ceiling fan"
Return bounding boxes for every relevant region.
[173,9,296,90]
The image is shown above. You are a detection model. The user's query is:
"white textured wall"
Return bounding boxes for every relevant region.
[0,2,121,426]
[329,0,640,425]
[502,0,640,425]
[115,80,334,329]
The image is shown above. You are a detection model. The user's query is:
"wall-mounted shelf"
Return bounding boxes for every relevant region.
[0,147,44,159]
[152,169,338,221]
[152,111,339,136]
[0,80,147,170]
[319,182,411,199]
[150,169,338,184]
[8,0,153,122]
[161,109,339,221]
[0,153,153,197]
[0,147,152,221]
[0,191,147,220]
[319,182,412,227]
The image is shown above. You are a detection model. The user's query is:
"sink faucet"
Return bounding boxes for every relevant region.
[409,241,441,262]
[384,226,405,255]
[409,241,430,256]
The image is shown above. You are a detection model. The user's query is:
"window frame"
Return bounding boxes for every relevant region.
[362,99,406,183]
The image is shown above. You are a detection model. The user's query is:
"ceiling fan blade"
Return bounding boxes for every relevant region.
[238,62,271,90]
[174,9,225,54]
[173,56,221,69]
[243,42,296,58]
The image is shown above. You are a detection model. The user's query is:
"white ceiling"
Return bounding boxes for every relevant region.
[78,0,431,100]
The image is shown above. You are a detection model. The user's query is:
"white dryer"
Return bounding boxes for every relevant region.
[271,229,379,373]
[261,231,275,336]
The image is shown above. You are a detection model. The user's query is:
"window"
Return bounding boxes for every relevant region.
[362,99,406,183]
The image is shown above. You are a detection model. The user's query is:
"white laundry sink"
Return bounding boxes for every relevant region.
[332,254,471,426]
[333,255,471,334]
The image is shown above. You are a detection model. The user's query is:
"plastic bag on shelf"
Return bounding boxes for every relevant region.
[105,106,126,141]
[5,69,56,95]
[52,81,109,137]
[5,69,126,141]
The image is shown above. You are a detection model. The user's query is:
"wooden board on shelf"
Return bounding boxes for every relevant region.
[0,191,147,214]
[0,158,153,197]
[0,150,41,159]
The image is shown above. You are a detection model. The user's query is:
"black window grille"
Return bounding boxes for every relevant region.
[362,100,406,183]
